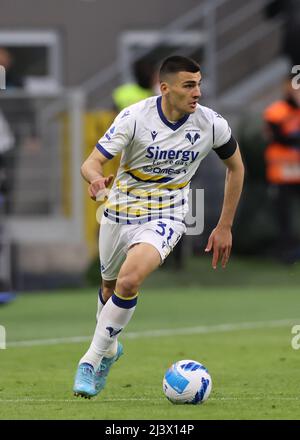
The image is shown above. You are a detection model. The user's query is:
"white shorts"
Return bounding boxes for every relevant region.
[99,218,186,281]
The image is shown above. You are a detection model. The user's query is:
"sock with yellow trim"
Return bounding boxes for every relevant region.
[79,291,138,370]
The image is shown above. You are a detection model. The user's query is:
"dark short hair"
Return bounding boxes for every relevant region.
[159,55,200,81]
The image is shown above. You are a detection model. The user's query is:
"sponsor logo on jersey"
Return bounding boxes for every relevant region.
[121,110,130,118]
[104,125,116,141]
[145,146,199,163]
[143,166,183,175]
[151,130,158,141]
[214,111,222,118]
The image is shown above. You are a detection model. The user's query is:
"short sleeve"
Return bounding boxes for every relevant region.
[212,112,232,149]
[96,108,136,159]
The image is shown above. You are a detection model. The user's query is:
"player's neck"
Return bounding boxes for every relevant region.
[161,96,187,122]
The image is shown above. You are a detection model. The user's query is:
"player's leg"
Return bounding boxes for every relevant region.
[96,278,119,362]
[73,220,125,398]
[74,219,185,397]
[91,220,184,360]
[116,242,161,295]
[86,242,161,362]
[91,220,185,386]
[74,278,117,398]
[80,243,161,395]
[96,279,116,322]
[92,243,161,393]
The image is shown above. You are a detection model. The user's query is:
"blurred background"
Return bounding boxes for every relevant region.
[1,0,300,295]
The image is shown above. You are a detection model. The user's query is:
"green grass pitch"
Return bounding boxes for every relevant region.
[0,258,300,419]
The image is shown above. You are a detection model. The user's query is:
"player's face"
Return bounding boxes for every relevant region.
[161,71,202,115]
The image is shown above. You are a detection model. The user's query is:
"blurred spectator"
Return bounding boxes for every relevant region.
[0,108,14,298]
[0,108,14,197]
[265,0,300,67]
[0,52,16,211]
[263,76,300,261]
[112,59,158,111]
[0,47,23,88]
[0,44,15,209]
[0,109,14,157]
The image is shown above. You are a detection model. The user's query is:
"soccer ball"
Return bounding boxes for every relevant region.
[162,359,212,404]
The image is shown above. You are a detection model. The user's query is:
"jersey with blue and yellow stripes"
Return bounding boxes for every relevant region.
[96,95,232,224]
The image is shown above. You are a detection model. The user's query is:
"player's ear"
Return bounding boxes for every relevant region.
[160,81,169,95]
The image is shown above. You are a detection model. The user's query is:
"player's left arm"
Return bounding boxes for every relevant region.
[205,144,244,269]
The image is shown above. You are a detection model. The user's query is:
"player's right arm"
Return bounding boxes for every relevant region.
[81,106,135,200]
[81,148,114,201]
[81,147,108,183]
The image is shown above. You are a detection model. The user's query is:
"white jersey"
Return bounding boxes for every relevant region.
[96,96,232,224]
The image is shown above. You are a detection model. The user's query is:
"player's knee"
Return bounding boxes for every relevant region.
[116,274,140,297]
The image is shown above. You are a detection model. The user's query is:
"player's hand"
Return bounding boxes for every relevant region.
[205,225,232,269]
[88,175,114,201]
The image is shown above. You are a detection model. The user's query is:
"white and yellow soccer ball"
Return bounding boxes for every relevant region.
[163,360,212,404]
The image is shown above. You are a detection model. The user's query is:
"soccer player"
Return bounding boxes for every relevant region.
[73,56,244,398]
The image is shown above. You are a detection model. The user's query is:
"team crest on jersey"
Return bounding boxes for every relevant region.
[185,132,200,145]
